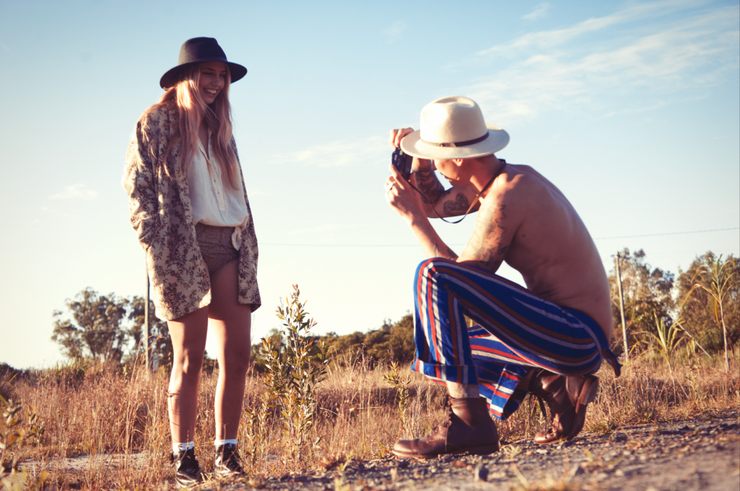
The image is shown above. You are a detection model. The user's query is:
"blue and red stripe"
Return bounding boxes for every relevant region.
[410,258,618,420]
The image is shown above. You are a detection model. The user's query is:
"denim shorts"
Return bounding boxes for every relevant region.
[195,223,239,275]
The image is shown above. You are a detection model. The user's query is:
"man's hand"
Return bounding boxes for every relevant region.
[389,127,414,148]
[385,161,425,223]
[386,128,424,223]
[385,128,458,260]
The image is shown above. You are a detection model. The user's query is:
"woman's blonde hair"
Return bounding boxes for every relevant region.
[156,63,239,188]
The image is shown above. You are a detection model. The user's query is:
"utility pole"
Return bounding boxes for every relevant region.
[615,252,629,363]
[144,258,150,373]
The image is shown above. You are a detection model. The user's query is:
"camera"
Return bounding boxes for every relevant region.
[391,147,413,181]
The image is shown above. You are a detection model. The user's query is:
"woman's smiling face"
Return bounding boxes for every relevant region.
[198,62,228,104]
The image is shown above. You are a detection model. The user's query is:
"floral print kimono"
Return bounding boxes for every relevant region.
[123,100,260,320]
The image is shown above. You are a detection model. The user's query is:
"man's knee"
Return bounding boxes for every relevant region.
[414,257,455,282]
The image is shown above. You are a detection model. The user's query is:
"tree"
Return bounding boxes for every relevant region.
[126,296,173,368]
[314,314,416,365]
[385,314,415,363]
[677,253,739,365]
[320,331,367,364]
[608,249,675,354]
[51,288,129,363]
[250,328,284,373]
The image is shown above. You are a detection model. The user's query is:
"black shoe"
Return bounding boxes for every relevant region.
[214,443,245,478]
[171,448,202,488]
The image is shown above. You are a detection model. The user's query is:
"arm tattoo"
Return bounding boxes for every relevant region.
[414,162,444,204]
[466,205,509,271]
[442,193,471,216]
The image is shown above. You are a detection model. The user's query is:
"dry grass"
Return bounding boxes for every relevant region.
[2,347,738,490]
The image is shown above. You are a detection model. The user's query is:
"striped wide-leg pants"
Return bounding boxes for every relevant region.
[410,257,619,420]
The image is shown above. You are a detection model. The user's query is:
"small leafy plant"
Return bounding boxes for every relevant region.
[649,314,686,375]
[0,396,43,474]
[247,285,330,464]
[383,361,411,438]
[0,395,46,490]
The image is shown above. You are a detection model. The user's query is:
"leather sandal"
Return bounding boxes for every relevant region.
[527,370,599,444]
[392,396,499,458]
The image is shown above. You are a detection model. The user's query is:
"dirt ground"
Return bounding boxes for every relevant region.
[21,409,739,490]
[227,409,740,491]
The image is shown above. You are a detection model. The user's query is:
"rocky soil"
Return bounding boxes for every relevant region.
[225,409,739,491]
[21,410,739,490]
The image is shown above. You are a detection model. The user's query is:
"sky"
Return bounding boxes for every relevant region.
[0,0,737,370]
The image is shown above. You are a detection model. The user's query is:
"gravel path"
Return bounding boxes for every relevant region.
[22,410,739,490]
[221,409,739,491]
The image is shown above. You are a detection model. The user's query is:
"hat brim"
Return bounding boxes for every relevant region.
[400,125,509,160]
[159,61,247,89]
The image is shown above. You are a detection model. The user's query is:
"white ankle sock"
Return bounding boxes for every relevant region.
[214,438,237,447]
[173,441,194,453]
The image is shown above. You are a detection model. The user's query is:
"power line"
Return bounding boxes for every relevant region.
[593,227,739,240]
[262,227,739,248]
[264,243,418,247]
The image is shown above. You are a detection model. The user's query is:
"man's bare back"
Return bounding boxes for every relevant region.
[460,163,612,339]
[386,143,612,340]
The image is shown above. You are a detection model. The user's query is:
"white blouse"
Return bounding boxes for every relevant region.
[186,134,249,250]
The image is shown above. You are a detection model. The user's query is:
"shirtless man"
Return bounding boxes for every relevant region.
[385,96,620,458]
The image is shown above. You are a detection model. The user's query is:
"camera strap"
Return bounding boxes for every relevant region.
[412,160,507,224]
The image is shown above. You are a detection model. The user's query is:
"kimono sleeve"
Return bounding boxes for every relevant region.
[122,116,159,249]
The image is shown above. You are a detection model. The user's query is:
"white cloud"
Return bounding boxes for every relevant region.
[267,135,388,168]
[476,0,711,58]
[458,2,739,124]
[49,184,98,201]
[522,3,550,21]
[601,102,667,119]
[384,21,407,42]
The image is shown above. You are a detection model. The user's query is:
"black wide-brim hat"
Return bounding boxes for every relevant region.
[160,37,247,89]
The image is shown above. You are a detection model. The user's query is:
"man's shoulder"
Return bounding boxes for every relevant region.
[505,164,562,197]
[505,163,545,182]
[481,164,565,223]
[492,164,544,199]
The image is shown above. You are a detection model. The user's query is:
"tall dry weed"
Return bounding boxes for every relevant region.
[2,346,737,489]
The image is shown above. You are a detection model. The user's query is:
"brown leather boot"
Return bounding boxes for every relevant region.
[392,396,499,458]
[527,370,599,444]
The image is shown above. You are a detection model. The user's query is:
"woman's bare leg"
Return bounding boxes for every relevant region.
[167,307,209,445]
[208,260,252,440]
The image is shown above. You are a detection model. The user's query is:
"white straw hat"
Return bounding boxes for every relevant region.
[400,96,509,160]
